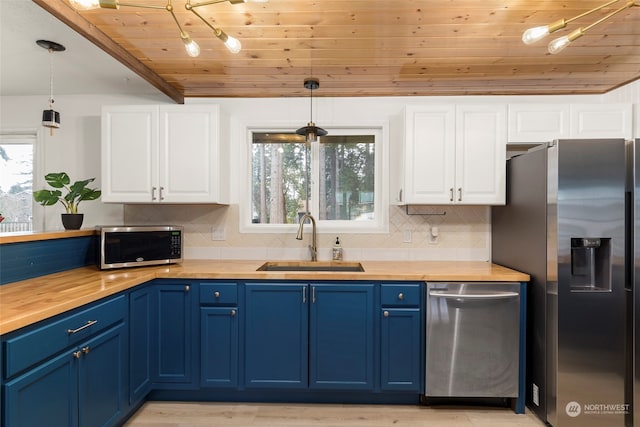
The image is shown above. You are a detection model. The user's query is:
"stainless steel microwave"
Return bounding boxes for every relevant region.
[97,225,183,270]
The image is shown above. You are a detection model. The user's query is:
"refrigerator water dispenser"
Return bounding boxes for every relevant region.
[570,237,611,291]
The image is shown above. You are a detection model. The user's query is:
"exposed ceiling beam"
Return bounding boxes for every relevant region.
[31,0,184,104]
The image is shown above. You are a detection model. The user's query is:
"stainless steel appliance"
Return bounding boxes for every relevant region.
[633,139,640,427]
[425,282,521,398]
[492,139,629,427]
[97,225,183,269]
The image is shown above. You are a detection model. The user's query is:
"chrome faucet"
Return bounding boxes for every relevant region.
[296,213,317,261]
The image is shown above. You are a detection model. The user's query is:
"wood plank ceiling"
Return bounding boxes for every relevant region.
[35,0,640,103]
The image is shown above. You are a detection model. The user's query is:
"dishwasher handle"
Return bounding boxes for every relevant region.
[429,290,519,301]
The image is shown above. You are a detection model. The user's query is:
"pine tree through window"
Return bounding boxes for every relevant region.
[251,131,377,226]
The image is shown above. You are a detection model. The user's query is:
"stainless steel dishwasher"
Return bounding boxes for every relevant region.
[425,282,520,398]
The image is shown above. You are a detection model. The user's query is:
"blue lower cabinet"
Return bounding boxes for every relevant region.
[200,307,239,388]
[153,282,196,386]
[78,323,127,427]
[380,309,421,391]
[129,285,153,404]
[4,322,126,427]
[4,350,77,427]
[244,283,377,392]
[309,284,375,390]
[244,284,309,389]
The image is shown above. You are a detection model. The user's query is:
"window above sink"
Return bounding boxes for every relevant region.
[240,125,389,235]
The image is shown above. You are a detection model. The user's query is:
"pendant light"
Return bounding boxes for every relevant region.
[296,78,327,143]
[37,40,65,136]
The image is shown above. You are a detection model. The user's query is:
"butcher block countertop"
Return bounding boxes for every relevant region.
[0,259,529,335]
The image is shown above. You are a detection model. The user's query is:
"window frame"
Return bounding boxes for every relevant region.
[240,122,389,234]
[0,128,44,232]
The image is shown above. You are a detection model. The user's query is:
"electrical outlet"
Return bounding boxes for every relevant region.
[429,226,439,244]
[211,227,225,241]
[403,230,412,243]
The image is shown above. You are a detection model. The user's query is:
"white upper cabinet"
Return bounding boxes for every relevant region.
[402,105,456,205]
[508,104,570,143]
[102,105,157,203]
[455,105,506,205]
[508,103,632,142]
[569,104,633,139]
[400,104,506,205]
[102,104,228,204]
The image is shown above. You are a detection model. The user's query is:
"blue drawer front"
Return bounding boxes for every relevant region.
[381,283,421,307]
[199,283,238,305]
[4,295,127,379]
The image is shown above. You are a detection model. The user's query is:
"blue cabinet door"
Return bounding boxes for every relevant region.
[129,285,153,403]
[154,282,195,385]
[380,308,421,391]
[200,307,238,388]
[309,284,375,390]
[4,350,77,427]
[78,323,127,427]
[244,283,308,389]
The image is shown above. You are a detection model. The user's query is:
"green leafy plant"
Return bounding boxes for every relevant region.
[33,172,101,214]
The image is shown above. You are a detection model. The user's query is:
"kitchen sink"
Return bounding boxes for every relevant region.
[256,261,365,272]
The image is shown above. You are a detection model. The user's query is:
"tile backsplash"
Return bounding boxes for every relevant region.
[124,204,490,261]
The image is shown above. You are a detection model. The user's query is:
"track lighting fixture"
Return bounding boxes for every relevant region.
[68,0,267,57]
[522,0,638,54]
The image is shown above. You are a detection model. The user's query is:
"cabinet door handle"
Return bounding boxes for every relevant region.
[398,293,404,300]
[152,186,157,201]
[398,189,403,203]
[185,285,190,292]
[312,286,316,303]
[82,346,90,355]
[383,310,389,318]
[302,286,307,304]
[230,309,236,317]
[73,350,82,359]
[214,291,220,298]
[449,188,454,202]
[457,187,462,202]
[67,320,97,335]
[159,186,165,201]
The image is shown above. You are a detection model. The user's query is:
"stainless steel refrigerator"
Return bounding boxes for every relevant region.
[633,138,640,427]
[491,139,630,427]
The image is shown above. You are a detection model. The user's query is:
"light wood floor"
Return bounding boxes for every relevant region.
[123,402,547,427]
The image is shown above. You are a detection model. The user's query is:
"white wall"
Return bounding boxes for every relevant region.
[0,93,171,231]
[1,81,637,260]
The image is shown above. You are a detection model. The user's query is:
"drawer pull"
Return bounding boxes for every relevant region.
[67,320,97,335]
[73,350,82,359]
[383,311,389,317]
[214,291,221,298]
[230,309,237,317]
[82,346,90,354]
[398,293,404,300]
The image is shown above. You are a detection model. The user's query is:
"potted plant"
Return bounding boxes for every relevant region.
[33,172,101,230]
